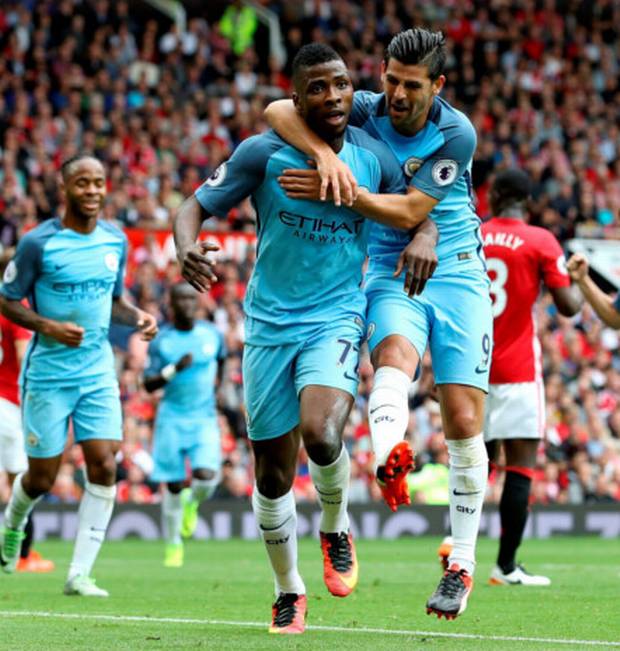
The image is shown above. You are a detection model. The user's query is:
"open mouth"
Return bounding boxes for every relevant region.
[389,105,408,116]
[325,111,346,125]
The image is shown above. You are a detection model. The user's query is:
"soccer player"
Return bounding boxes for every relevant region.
[267,28,492,618]
[173,44,430,634]
[144,281,226,568]
[0,154,157,596]
[566,254,620,328]
[480,169,582,585]
[0,254,54,573]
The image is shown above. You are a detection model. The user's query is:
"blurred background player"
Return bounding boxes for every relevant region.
[174,44,419,634]
[439,170,582,585]
[0,251,53,573]
[144,281,225,568]
[268,28,491,620]
[567,253,620,329]
[0,154,157,596]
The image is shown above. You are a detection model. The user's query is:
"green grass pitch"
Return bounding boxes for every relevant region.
[1,536,618,650]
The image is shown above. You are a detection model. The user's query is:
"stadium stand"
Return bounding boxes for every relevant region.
[0,0,618,508]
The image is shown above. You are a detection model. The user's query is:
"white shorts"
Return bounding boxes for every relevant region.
[0,397,27,474]
[484,380,545,441]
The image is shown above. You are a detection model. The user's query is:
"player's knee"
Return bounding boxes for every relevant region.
[448,410,480,439]
[167,481,184,494]
[24,472,55,497]
[193,468,216,481]
[255,467,294,499]
[87,454,117,486]
[301,418,341,465]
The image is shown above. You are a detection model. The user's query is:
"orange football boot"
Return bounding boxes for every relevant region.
[319,531,358,597]
[426,564,473,620]
[377,440,415,512]
[16,550,55,573]
[269,593,307,634]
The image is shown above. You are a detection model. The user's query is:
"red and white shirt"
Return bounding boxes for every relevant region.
[482,217,570,384]
[0,312,32,405]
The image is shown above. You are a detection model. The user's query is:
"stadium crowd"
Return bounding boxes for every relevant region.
[0,0,619,507]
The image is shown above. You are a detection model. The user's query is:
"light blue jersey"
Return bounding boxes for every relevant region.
[0,218,127,389]
[350,91,484,277]
[195,128,406,346]
[146,321,225,419]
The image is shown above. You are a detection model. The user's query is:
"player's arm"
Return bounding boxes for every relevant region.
[265,99,357,206]
[567,253,620,327]
[395,219,439,296]
[549,286,583,317]
[173,196,220,293]
[174,135,271,293]
[0,296,84,347]
[143,353,193,393]
[112,296,158,341]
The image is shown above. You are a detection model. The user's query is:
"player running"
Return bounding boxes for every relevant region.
[0,256,54,573]
[0,154,157,596]
[144,282,226,568]
[267,28,492,619]
[174,44,433,634]
[462,169,581,585]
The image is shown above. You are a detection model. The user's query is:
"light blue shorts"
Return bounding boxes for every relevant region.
[151,415,221,482]
[21,380,122,458]
[365,271,493,391]
[243,315,365,441]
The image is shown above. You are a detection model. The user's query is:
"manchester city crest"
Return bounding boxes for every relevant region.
[404,157,423,177]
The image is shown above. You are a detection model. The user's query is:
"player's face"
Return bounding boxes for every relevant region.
[382,59,445,135]
[64,159,106,219]
[293,60,353,141]
[171,284,198,322]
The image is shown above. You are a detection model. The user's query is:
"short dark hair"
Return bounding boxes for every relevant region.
[492,169,532,205]
[384,28,446,80]
[60,153,101,180]
[292,43,343,87]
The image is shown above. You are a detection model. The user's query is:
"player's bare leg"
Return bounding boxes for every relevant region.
[369,335,418,511]
[299,385,358,598]
[426,384,487,620]
[1,455,62,573]
[488,438,550,586]
[64,439,118,597]
[252,428,307,634]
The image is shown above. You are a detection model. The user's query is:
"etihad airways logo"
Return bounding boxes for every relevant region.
[278,211,364,244]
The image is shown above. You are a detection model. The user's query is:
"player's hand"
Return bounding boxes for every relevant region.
[175,353,193,371]
[136,310,158,341]
[178,241,220,293]
[278,168,325,201]
[44,321,85,347]
[394,233,438,297]
[315,150,358,206]
[566,253,589,282]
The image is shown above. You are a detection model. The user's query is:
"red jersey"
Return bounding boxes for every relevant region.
[482,217,570,384]
[0,312,32,405]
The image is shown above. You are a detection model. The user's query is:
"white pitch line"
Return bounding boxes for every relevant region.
[1,610,619,648]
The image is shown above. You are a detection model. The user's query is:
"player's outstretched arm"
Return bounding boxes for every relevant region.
[0,296,84,347]
[567,253,620,327]
[112,296,158,340]
[173,195,220,293]
[549,285,583,317]
[265,99,357,207]
[144,353,193,393]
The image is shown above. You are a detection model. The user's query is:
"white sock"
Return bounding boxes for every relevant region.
[68,482,116,581]
[252,487,305,596]
[162,488,183,545]
[308,445,350,533]
[447,434,488,575]
[4,473,42,531]
[190,476,218,503]
[368,366,411,469]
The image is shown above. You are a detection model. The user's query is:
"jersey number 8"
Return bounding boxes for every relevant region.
[487,257,508,318]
